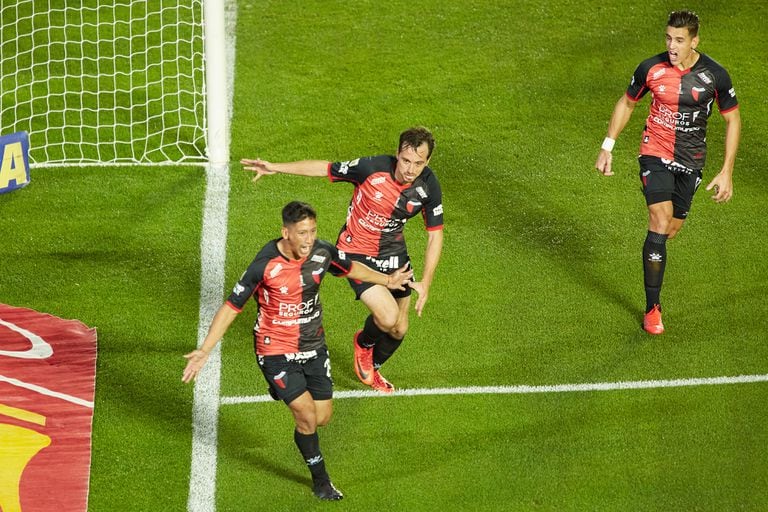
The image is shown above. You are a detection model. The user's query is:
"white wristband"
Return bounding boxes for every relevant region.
[601,137,616,152]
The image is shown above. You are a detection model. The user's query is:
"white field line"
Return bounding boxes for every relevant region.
[0,373,94,408]
[220,373,768,405]
[187,2,237,511]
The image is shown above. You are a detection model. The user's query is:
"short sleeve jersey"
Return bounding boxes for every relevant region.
[328,155,444,259]
[225,239,352,356]
[626,51,738,170]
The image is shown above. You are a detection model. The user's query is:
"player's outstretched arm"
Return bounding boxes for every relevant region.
[595,95,638,176]
[240,159,330,182]
[347,262,413,291]
[705,108,741,203]
[182,304,239,383]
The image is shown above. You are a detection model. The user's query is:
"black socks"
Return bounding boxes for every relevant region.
[294,430,329,484]
[359,314,403,369]
[643,230,668,313]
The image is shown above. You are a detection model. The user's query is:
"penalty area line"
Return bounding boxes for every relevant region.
[219,373,768,405]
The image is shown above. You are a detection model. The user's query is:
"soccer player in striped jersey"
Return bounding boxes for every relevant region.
[595,10,741,334]
[242,127,444,393]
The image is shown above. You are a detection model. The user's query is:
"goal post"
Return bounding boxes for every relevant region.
[0,0,229,167]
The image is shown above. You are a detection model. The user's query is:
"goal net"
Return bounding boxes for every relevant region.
[0,0,209,166]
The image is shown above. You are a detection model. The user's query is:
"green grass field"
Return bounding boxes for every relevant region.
[2,0,767,510]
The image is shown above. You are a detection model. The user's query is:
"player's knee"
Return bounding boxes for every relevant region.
[316,412,332,427]
[390,323,408,340]
[373,310,399,332]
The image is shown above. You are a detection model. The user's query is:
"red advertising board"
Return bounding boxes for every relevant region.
[0,304,97,512]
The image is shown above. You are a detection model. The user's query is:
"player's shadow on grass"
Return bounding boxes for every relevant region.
[487,172,640,320]
[217,409,310,487]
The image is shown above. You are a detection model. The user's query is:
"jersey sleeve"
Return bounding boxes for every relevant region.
[625,59,653,101]
[328,155,390,184]
[319,240,353,277]
[422,172,444,230]
[226,254,268,312]
[713,65,738,113]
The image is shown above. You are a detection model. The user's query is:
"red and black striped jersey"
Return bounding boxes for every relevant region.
[225,239,352,356]
[626,52,738,171]
[328,155,444,259]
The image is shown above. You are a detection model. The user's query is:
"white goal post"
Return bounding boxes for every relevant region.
[0,0,229,167]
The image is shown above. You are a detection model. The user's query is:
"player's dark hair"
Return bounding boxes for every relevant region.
[399,126,435,159]
[282,201,316,226]
[667,10,699,38]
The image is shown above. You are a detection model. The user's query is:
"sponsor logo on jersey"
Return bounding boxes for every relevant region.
[697,72,712,84]
[280,286,289,294]
[691,86,706,101]
[658,84,666,93]
[311,254,326,264]
[359,210,403,232]
[374,191,384,201]
[652,68,666,80]
[415,186,427,199]
[269,263,283,278]
[432,204,443,216]
[370,176,386,185]
[278,295,318,317]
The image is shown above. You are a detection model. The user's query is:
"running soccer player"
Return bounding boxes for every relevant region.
[182,201,412,500]
[595,10,741,334]
[241,126,444,393]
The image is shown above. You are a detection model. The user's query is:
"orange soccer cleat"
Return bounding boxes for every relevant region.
[353,330,374,386]
[643,304,665,335]
[371,370,395,394]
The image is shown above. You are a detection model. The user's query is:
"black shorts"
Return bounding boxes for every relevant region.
[257,348,333,405]
[346,253,413,300]
[639,155,703,219]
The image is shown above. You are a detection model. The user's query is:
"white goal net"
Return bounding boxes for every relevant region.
[0,0,209,166]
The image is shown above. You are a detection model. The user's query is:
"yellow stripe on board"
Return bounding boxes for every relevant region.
[0,403,46,427]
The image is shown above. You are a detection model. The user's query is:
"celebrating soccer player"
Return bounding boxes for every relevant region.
[182,202,413,500]
[242,126,444,393]
[594,10,741,334]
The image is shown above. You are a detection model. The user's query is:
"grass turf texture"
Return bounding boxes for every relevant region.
[1,0,767,510]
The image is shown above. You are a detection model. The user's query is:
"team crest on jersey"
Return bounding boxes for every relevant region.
[691,86,706,101]
[405,200,421,213]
